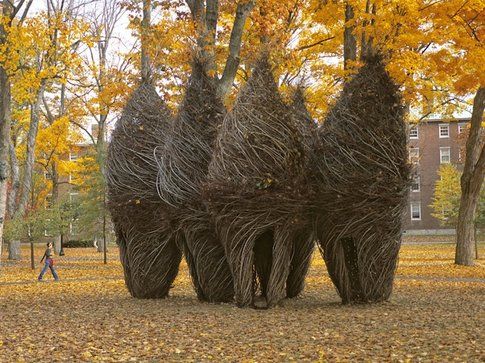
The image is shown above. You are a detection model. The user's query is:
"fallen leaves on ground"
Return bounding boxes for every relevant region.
[0,243,484,362]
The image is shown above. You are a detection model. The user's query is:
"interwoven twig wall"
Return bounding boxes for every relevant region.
[106,83,182,298]
[313,54,411,303]
[156,62,234,303]
[205,57,316,308]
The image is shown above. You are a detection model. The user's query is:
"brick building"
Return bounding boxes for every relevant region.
[42,144,92,240]
[404,118,469,234]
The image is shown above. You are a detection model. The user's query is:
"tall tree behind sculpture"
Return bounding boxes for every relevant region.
[314,53,410,303]
[128,0,256,103]
[455,88,484,265]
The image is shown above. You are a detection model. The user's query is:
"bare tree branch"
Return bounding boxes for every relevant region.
[298,36,335,51]
[217,0,255,98]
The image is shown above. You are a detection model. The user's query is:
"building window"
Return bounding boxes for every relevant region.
[409,126,419,139]
[410,202,421,221]
[411,175,420,192]
[69,152,78,161]
[440,147,451,164]
[439,124,449,138]
[458,122,467,134]
[44,172,52,180]
[409,147,419,164]
[69,173,78,184]
[70,219,79,235]
[44,219,52,237]
[69,192,78,203]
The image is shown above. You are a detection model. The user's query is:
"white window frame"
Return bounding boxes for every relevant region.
[69,192,79,203]
[410,202,421,221]
[458,122,466,134]
[69,173,78,183]
[409,125,419,139]
[44,219,52,237]
[69,152,78,161]
[439,123,449,138]
[440,147,451,164]
[411,175,420,192]
[70,219,79,235]
[409,147,420,164]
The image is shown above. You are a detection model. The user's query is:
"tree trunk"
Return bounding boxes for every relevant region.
[30,237,34,270]
[343,2,357,70]
[0,0,13,260]
[456,191,480,265]
[59,233,64,256]
[51,161,59,202]
[0,178,7,260]
[455,87,485,265]
[53,235,61,254]
[8,240,21,260]
[7,139,19,216]
[474,225,479,259]
[217,1,255,98]
[0,59,10,256]
[96,235,105,252]
[16,84,46,217]
[103,211,107,264]
[141,0,152,84]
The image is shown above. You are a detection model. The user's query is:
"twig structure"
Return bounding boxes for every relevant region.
[107,52,409,308]
[106,82,182,298]
[313,54,411,303]
[205,56,316,307]
[156,61,234,303]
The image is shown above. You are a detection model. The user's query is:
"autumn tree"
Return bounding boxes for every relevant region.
[0,0,33,262]
[70,155,113,252]
[3,5,88,260]
[456,88,484,265]
[125,0,257,103]
[421,0,484,265]
[431,164,484,258]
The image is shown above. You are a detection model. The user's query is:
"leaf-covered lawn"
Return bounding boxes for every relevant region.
[1,244,484,362]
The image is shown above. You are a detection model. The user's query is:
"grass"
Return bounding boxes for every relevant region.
[0,243,484,362]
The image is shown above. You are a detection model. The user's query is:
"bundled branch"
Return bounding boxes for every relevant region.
[313,54,411,303]
[205,56,316,308]
[156,61,234,303]
[106,82,182,298]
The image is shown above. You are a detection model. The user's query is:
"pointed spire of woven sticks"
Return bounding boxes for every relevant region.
[314,53,411,304]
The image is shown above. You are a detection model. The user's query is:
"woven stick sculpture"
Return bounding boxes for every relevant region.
[314,54,411,303]
[156,61,234,303]
[285,88,318,298]
[106,82,182,298]
[205,56,316,308]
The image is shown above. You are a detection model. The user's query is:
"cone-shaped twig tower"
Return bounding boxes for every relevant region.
[156,60,234,303]
[205,55,316,308]
[314,54,411,303]
[106,83,182,298]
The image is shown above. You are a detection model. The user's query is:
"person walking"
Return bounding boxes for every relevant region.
[38,242,59,281]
